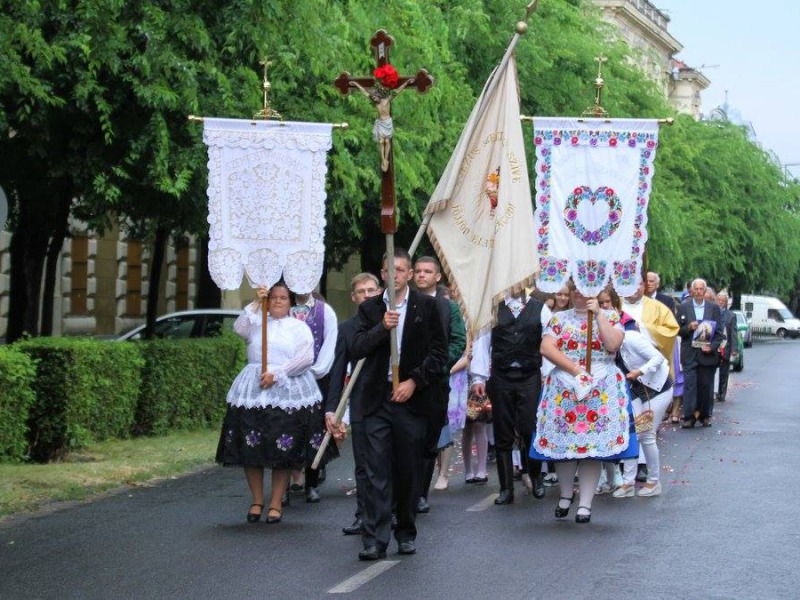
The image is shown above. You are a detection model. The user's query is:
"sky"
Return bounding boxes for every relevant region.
[656,0,800,175]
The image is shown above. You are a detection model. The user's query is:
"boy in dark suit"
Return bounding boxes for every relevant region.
[351,248,447,560]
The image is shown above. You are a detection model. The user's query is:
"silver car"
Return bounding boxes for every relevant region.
[116,309,240,341]
[732,310,752,348]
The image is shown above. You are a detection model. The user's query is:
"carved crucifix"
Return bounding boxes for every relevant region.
[334,29,434,390]
[334,29,434,234]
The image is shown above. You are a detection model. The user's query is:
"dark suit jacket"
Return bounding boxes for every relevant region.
[326,315,359,414]
[350,289,448,421]
[677,300,724,368]
[655,291,677,315]
[719,309,735,361]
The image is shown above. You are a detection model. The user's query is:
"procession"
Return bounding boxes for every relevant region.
[2,1,800,598]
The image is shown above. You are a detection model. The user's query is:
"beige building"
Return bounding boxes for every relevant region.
[594,0,710,119]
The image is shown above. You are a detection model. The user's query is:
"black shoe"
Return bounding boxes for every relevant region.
[716,396,725,403]
[318,466,327,484]
[247,503,264,523]
[358,546,386,561]
[555,495,574,518]
[494,489,514,505]
[398,541,417,555]
[342,518,364,536]
[289,483,304,494]
[487,446,496,463]
[472,475,488,485]
[701,418,712,427]
[391,513,398,530]
[635,465,648,483]
[532,474,545,499]
[265,507,282,524]
[305,487,320,503]
[281,492,290,507]
[681,418,696,429]
[416,497,430,513]
[575,506,591,524]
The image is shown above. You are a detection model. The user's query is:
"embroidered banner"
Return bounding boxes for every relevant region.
[425,55,538,336]
[202,119,332,292]
[532,118,659,297]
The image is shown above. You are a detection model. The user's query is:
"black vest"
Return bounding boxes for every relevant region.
[491,299,543,380]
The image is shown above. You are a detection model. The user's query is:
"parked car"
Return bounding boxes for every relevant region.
[116,309,240,341]
[728,322,745,373]
[741,294,800,339]
[732,310,752,348]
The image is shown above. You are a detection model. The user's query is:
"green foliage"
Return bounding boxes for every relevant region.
[15,338,144,462]
[0,347,38,462]
[135,332,245,436]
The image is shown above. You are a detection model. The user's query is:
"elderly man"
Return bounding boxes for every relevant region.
[715,290,735,403]
[677,279,724,428]
[645,271,677,314]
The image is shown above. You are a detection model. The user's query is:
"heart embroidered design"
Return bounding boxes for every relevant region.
[563,186,622,246]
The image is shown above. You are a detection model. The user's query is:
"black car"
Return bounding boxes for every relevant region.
[116,309,240,341]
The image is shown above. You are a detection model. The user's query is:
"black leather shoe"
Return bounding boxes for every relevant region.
[358,546,386,561]
[555,494,575,518]
[342,518,364,536]
[416,497,430,513]
[701,418,712,427]
[681,419,696,429]
[398,541,417,555]
[305,487,321,503]
[575,506,592,524]
[247,503,264,523]
[289,483,304,494]
[494,489,514,505]
[532,475,545,499]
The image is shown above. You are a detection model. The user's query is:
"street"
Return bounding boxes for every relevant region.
[2,339,799,599]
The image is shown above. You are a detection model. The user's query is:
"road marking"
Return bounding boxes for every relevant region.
[328,561,400,594]
[467,494,498,512]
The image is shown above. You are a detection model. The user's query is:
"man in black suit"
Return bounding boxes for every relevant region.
[646,271,677,314]
[351,248,447,560]
[325,273,382,536]
[714,290,735,403]
[677,278,724,428]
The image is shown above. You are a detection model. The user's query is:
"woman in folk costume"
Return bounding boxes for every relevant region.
[216,282,325,524]
[599,286,672,498]
[530,279,638,523]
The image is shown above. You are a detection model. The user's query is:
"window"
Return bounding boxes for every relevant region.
[126,240,143,316]
[70,235,89,315]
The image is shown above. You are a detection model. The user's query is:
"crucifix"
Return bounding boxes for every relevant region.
[334,29,434,390]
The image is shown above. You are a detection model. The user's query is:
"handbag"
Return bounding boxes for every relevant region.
[466,390,492,423]
[634,389,654,434]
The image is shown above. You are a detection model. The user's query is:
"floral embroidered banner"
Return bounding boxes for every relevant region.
[203,119,332,292]
[532,118,660,297]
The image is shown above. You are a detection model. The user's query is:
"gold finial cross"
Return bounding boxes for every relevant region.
[254,57,282,120]
[583,54,610,118]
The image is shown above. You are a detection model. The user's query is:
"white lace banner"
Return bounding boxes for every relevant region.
[203,118,333,292]
[532,118,660,298]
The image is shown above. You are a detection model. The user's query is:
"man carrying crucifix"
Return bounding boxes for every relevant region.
[350,68,413,172]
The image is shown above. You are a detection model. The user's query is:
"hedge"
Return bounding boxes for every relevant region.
[0,346,38,462]
[135,332,245,436]
[16,338,144,462]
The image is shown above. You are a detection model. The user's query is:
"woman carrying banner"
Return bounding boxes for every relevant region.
[216,282,324,524]
[530,279,638,523]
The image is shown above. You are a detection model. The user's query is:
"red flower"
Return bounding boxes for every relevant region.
[557,338,564,349]
[568,339,579,350]
[373,64,399,89]
[591,389,600,397]
[563,390,571,399]
[592,340,601,351]
[606,187,615,196]
[616,372,623,382]
[565,411,577,423]
[609,138,618,147]
[587,410,598,422]
[571,136,579,145]
[616,435,624,445]
[539,437,548,448]
[577,446,587,454]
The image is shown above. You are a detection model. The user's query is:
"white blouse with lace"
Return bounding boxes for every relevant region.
[226,305,322,410]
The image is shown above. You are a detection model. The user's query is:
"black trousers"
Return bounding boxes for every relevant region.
[423,381,450,459]
[486,374,541,452]
[682,364,717,420]
[717,359,730,400]
[361,387,427,551]
[350,421,368,520]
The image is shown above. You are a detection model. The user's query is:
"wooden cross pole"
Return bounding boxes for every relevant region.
[334,29,434,390]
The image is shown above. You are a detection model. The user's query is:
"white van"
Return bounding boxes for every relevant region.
[741,294,800,339]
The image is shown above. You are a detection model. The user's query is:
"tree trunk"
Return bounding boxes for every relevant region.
[143,225,169,340]
[7,225,48,342]
[40,195,73,336]
[195,235,221,308]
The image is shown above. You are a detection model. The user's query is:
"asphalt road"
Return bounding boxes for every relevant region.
[2,339,799,599]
